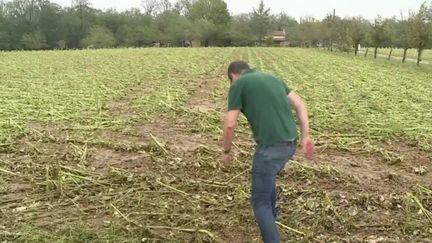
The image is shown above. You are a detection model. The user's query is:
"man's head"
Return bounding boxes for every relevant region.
[227,61,250,83]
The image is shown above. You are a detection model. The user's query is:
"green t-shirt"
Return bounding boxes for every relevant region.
[228,69,298,146]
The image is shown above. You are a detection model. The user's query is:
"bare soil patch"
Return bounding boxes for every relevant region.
[186,79,221,113]
[92,148,151,171]
[106,85,148,119]
[136,114,214,155]
[301,145,432,194]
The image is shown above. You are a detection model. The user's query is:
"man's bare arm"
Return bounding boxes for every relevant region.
[288,91,314,158]
[223,110,241,152]
[288,92,310,139]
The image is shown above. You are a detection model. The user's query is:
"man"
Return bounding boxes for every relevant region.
[222,61,314,243]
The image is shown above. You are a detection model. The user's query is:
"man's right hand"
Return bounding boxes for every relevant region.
[302,136,315,160]
[222,152,233,167]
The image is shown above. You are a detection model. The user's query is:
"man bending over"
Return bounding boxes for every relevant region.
[222,61,314,243]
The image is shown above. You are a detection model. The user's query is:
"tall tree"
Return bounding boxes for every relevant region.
[0,0,53,49]
[321,11,338,51]
[173,0,194,16]
[229,14,256,46]
[58,7,82,48]
[71,0,93,47]
[81,25,115,48]
[299,17,321,47]
[116,8,156,47]
[188,0,230,46]
[21,30,48,49]
[188,0,230,26]
[159,0,172,13]
[399,12,411,62]
[142,0,173,16]
[334,18,353,52]
[383,17,399,60]
[250,0,271,44]
[155,10,183,44]
[408,2,432,65]
[99,9,126,36]
[72,0,91,20]
[38,1,62,48]
[0,0,11,50]
[370,16,388,59]
[346,17,370,55]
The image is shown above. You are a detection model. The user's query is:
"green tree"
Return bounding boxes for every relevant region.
[71,0,94,48]
[167,15,194,46]
[21,30,48,49]
[155,10,194,46]
[99,9,127,38]
[116,8,156,47]
[335,18,353,52]
[250,0,271,44]
[299,17,321,47]
[191,18,216,46]
[159,0,173,13]
[188,0,230,26]
[188,0,230,46]
[117,25,157,47]
[58,8,79,48]
[229,14,256,46]
[0,31,11,50]
[382,17,399,60]
[56,39,66,49]
[398,13,411,62]
[370,16,388,58]
[408,2,432,65]
[321,13,339,50]
[38,2,62,48]
[346,17,370,55]
[2,0,44,49]
[142,0,160,16]
[173,0,194,16]
[0,0,11,50]
[81,25,115,48]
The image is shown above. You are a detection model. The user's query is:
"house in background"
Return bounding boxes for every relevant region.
[264,29,290,47]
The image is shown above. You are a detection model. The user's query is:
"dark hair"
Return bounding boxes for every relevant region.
[227,61,250,82]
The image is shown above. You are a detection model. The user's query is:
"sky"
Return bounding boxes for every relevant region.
[50,0,427,21]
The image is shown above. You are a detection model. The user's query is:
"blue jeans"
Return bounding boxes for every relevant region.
[251,141,296,243]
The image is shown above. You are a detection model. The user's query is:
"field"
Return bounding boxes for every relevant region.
[1,48,432,242]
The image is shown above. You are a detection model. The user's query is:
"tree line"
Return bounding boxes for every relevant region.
[0,0,431,63]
